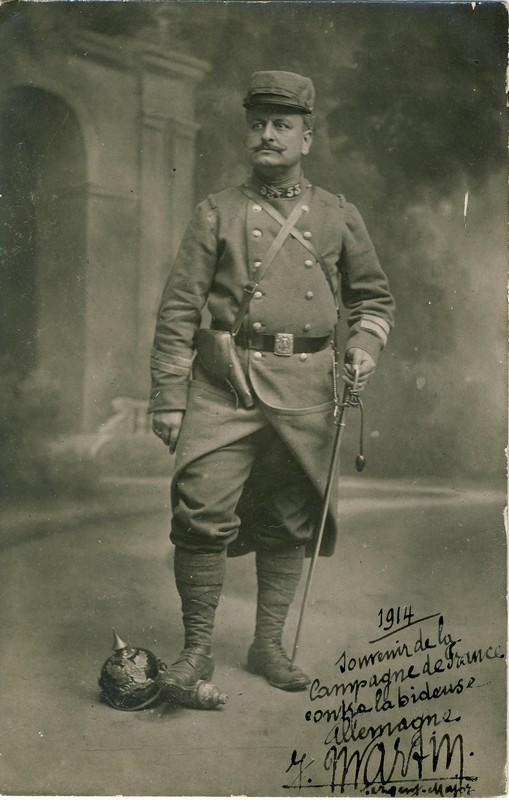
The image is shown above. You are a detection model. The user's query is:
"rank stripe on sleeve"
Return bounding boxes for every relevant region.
[359,315,389,345]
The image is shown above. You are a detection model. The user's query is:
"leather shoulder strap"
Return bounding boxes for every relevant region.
[242,187,340,319]
[239,185,310,284]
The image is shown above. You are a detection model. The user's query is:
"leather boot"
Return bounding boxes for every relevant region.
[247,546,310,691]
[164,548,226,689]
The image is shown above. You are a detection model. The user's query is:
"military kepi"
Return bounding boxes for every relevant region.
[243,70,315,113]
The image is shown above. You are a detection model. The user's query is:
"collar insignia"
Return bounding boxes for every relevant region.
[259,182,302,199]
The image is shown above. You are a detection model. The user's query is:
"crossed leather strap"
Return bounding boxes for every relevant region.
[239,185,340,321]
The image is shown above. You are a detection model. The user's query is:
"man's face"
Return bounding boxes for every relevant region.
[245,107,313,174]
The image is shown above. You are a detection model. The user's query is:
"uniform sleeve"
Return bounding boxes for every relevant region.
[148,198,218,413]
[339,202,395,362]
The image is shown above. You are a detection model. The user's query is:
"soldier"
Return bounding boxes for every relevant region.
[149,71,394,694]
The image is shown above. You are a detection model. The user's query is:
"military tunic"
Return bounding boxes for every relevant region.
[149,175,395,556]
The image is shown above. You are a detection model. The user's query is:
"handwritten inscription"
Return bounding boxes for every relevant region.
[284,611,504,796]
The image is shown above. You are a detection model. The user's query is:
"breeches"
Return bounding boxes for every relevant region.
[170,380,317,554]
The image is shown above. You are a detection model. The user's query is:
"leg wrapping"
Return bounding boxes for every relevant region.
[254,546,305,643]
[174,547,226,651]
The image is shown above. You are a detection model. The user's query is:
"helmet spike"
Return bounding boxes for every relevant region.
[112,629,127,652]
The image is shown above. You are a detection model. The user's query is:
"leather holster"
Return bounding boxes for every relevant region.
[194,328,254,409]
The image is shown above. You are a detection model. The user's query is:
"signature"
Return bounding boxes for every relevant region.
[283,732,478,796]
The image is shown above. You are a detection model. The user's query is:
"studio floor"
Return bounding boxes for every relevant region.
[0,477,506,797]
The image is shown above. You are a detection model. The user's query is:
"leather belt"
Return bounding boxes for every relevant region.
[235,329,330,356]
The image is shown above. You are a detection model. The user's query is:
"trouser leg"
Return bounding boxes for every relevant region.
[171,429,265,551]
[245,427,317,550]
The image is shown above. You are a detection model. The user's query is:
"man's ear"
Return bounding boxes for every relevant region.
[301,129,313,156]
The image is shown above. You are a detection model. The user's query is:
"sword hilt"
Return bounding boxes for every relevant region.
[346,366,365,472]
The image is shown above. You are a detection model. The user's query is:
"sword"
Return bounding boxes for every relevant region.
[291,365,363,667]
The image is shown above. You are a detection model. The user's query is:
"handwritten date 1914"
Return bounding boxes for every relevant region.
[378,606,414,632]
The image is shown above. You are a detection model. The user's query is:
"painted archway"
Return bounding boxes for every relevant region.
[0,86,87,430]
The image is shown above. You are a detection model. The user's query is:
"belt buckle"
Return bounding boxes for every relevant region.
[274,332,294,356]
